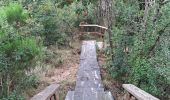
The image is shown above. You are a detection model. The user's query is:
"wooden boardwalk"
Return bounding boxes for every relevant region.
[31,40,159,100]
[65,40,114,100]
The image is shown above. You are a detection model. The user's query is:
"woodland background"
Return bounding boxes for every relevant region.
[0,0,169,99]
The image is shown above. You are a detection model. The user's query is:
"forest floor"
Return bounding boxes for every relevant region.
[27,39,124,100]
[26,40,80,100]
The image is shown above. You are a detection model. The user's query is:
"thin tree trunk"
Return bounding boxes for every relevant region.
[144,0,149,28]
[98,0,114,64]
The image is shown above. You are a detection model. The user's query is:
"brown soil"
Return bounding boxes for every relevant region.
[42,49,80,84]
[27,41,81,100]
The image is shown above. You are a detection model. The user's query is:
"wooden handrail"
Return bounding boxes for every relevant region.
[122,84,159,100]
[30,84,59,100]
[79,24,108,30]
[79,24,108,37]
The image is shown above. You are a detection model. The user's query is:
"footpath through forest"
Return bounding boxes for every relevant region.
[65,40,113,100]
[31,24,160,100]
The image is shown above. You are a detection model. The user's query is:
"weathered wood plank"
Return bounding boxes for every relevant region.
[97,91,114,100]
[77,69,101,81]
[66,90,114,100]
[123,84,159,100]
[80,32,104,36]
[75,80,103,89]
[65,91,74,100]
[31,84,59,100]
[74,40,105,100]
[79,25,108,30]
[65,40,114,100]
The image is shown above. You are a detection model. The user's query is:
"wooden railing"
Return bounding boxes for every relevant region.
[79,24,108,37]
[122,84,159,100]
[31,84,59,100]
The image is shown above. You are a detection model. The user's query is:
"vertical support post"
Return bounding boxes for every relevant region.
[53,94,57,100]
[99,28,101,34]
[95,26,96,32]
[102,29,106,48]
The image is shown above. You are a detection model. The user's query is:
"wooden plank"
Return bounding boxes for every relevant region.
[65,40,114,100]
[31,84,59,100]
[79,24,108,30]
[97,91,114,100]
[80,32,104,36]
[74,41,104,100]
[122,84,159,100]
[75,80,103,89]
[65,91,74,100]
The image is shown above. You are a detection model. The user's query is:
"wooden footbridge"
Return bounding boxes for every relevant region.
[65,41,113,100]
[31,24,160,100]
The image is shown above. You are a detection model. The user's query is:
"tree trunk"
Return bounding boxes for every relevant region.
[143,0,155,27]
[98,0,114,63]
[98,0,113,28]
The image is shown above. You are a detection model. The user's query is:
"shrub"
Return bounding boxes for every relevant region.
[106,0,170,98]
[0,3,43,99]
[33,1,76,46]
[0,34,42,99]
[5,3,28,27]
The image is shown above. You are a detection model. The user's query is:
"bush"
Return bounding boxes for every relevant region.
[1,91,24,100]
[0,35,42,99]
[5,3,28,27]
[33,1,77,46]
[0,3,42,99]
[106,0,170,98]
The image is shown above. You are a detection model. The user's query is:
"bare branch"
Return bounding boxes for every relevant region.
[161,0,170,5]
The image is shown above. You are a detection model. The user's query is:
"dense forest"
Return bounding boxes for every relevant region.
[0,0,170,100]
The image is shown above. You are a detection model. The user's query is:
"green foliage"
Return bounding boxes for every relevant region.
[74,2,96,26]
[0,33,41,99]
[32,0,96,46]
[129,57,160,95]
[5,3,28,25]
[107,0,170,98]
[76,0,97,6]
[1,91,24,100]
[107,27,129,80]
[32,0,77,46]
[0,3,43,99]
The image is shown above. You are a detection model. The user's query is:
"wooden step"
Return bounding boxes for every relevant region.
[65,91,114,100]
